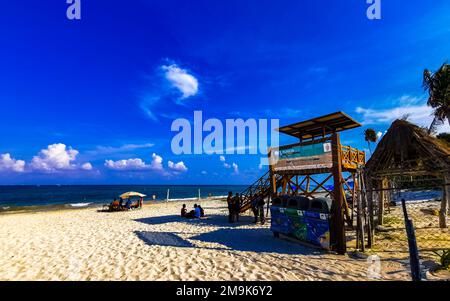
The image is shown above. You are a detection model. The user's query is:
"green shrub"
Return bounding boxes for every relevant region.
[433,249,450,269]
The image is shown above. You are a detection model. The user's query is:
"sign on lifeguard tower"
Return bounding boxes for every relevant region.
[270,142,333,171]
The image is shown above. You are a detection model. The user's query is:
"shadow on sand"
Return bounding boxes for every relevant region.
[135,214,255,228]
[135,231,194,248]
[134,214,322,255]
[190,228,321,255]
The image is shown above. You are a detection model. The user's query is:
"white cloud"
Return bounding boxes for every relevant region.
[232,163,239,174]
[168,160,188,172]
[219,155,226,162]
[356,97,450,134]
[150,153,164,170]
[1,144,92,174]
[201,170,207,175]
[81,163,93,170]
[163,64,199,99]
[90,143,154,155]
[105,158,149,171]
[30,143,83,172]
[105,153,165,172]
[0,153,25,172]
[397,95,423,106]
[376,131,383,140]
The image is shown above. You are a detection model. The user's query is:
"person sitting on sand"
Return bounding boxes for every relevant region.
[125,199,132,210]
[185,205,197,219]
[118,198,124,209]
[194,204,201,218]
[198,205,205,217]
[108,199,120,211]
[181,204,187,217]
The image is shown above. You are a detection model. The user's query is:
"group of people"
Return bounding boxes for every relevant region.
[226,191,265,224]
[251,194,266,224]
[108,197,142,211]
[181,203,205,219]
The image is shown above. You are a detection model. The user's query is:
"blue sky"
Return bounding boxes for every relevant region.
[0,0,449,184]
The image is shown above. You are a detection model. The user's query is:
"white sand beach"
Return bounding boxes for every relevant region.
[0,199,412,281]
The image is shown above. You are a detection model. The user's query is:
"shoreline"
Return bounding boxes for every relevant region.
[0,196,228,215]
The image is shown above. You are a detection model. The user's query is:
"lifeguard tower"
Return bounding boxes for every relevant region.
[239,112,365,254]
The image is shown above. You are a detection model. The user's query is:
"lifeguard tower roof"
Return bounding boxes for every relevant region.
[277,111,361,140]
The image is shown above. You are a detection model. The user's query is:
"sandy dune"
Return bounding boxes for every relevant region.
[0,199,411,281]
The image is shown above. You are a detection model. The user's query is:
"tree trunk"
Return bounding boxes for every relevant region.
[439,173,450,228]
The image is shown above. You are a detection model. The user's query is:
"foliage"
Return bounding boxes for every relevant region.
[364,128,378,143]
[436,133,450,145]
[423,63,450,133]
[364,128,378,155]
[433,249,450,270]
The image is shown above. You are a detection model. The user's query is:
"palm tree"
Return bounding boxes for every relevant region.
[364,128,378,155]
[423,63,450,133]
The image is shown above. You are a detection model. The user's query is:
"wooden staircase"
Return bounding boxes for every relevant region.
[239,171,283,213]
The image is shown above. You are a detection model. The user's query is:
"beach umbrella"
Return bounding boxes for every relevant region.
[120,191,146,199]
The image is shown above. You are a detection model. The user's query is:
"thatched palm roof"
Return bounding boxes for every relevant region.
[365,119,450,177]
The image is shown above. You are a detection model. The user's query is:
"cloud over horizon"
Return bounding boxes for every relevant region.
[105,152,164,171]
[104,153,187,174]
[0,153,25,173]
[168,160,188,172]
[30,143,93,173]
[356,96,450,134]
[0,144,93,174]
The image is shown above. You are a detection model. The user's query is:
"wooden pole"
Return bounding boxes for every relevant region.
[306,175,310,194]
[378,179,385,225]
[401,199,422,281]
[331,132,346,255]
[364,173,374,248]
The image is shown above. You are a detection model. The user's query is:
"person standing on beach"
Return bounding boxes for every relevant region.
[257,196,266,225]
[227,191,234,223]
[233,193,241,222]
[251,195,260,223]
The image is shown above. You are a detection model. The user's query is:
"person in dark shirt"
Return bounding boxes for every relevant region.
[257,197,266,224]
[226,191,234,223]
[233,193,241,222]
[251,195,260,223]
[198,205,205,217]
[125,199,133,210]
[181,204,187,217]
